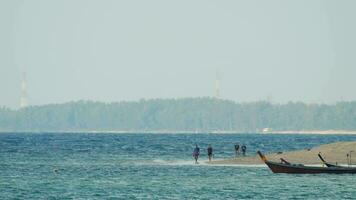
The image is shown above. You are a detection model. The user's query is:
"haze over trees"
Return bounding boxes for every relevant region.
[0,98,356,132]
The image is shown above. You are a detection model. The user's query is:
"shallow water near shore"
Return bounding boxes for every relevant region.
[1,133,356,199]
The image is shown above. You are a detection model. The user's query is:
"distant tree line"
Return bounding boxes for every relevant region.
[0,97,356,132]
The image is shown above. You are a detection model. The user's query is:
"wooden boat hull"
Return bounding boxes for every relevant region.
[257,151,356,174]
[265,161,356,174]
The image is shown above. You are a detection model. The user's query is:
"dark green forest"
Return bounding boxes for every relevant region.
[1,98,356,132]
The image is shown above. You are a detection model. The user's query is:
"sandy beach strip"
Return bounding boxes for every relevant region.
[209,141,356,165]
[263,130,356,135]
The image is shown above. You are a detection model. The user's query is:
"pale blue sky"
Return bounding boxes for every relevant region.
[1,0,356,108]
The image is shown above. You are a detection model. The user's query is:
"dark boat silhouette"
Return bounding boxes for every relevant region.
[257,151,356,174]
[317,153,341,168]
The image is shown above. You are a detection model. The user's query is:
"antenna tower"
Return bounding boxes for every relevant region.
[20,72,28,108]
[215,70,220,99]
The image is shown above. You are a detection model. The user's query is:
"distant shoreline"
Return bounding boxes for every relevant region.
[3,99,356,135]
[2,130,356,135]
[263,130,356,135]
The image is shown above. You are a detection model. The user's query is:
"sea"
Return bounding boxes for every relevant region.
[1,132,356,199]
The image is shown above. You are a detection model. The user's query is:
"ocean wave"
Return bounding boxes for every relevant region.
[133,159,265,167]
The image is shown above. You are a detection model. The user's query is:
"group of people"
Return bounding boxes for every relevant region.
[192,143,247,164]
[234,143,247,157]
[192,144,213,164]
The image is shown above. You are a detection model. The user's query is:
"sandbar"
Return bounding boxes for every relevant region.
[209,141,356,165]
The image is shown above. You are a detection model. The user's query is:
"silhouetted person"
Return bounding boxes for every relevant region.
[234,143,240,157]
[207,144,213,162]
[193,144,200,164]
[241,145,247,156]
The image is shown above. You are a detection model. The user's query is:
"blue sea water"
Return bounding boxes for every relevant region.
[1,133,356,199]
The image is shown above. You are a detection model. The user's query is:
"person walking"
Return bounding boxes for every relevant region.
[234,143,240,157]
[207,144,213,162]
[192,144,200,164]
[241,145,247,156]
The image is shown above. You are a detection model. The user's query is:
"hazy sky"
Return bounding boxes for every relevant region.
[1,0,356,108]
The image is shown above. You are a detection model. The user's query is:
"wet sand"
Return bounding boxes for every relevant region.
[209,141,356,165]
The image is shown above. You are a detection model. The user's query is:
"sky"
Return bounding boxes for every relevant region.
[1,0,356,108]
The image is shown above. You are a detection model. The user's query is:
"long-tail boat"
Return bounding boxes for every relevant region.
[317,153,340,168]
[257,151,356,174]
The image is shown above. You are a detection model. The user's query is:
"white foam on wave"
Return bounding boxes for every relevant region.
[135,159,266,168]
[152,159,205,166]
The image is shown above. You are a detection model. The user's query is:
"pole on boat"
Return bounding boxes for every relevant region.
[347,154,350,166]
[350,151,354,166]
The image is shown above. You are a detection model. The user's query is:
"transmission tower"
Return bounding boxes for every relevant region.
[215,70,220,99]
[20,72,28,108]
